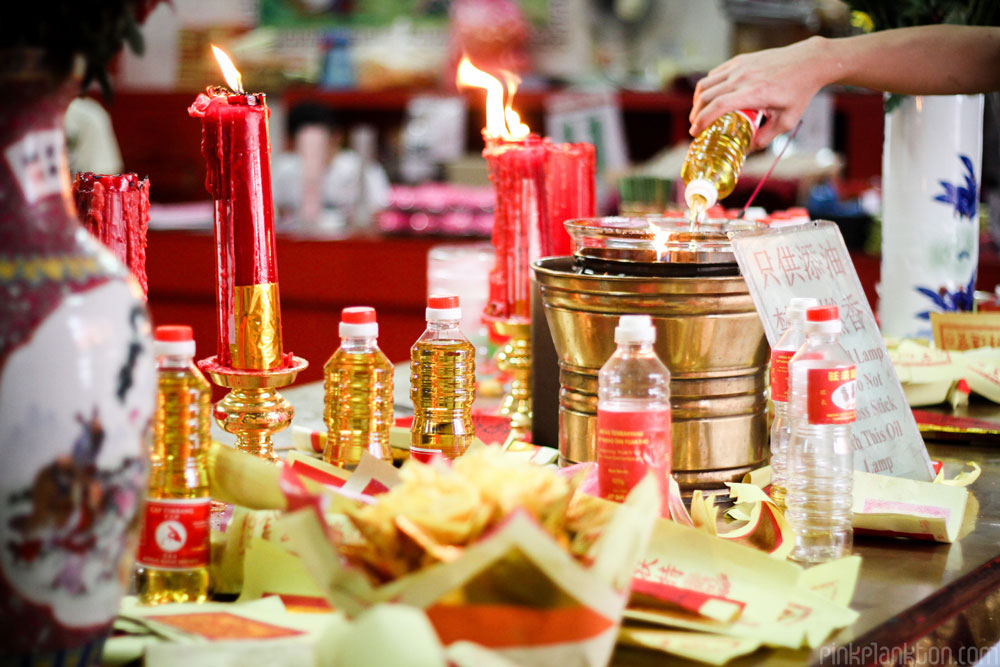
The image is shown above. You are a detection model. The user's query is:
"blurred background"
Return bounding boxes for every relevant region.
[84,0,996,386]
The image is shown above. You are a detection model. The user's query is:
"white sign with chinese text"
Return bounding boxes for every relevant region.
[731,221,934,482]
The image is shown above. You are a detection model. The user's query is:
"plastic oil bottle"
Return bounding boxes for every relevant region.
[596,315,672,508]
[135,325,211,604]
[323,306,394,468]
[786,306,856,564]
[681,110,763,224]
[410,294,476,461]
[768,296,819,510]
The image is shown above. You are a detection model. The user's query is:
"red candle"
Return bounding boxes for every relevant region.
[545,142,596,257]
[189,88,286,370]
[483,135,596,321]
[72,172,150,296]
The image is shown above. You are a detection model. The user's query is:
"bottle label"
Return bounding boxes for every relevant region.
[596,407,671,504]
[807,367,857,424]
[770,349,795,403]
[410,446,442,464]
[137,498,210,570]
[735,109,764,133]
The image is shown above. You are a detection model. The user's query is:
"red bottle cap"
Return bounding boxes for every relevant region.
[342,306,377,324]
[155,325,194,342]
[806,306,839,322]
[428,294,459,309]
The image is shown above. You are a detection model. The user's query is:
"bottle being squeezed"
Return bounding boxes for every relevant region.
[324,306,394,469]
[786,306,856,564]
[136,325,211,604]
[410,294,476,461]
[596,315,672,508]
[769,296,819,510]
[681,110,763,224]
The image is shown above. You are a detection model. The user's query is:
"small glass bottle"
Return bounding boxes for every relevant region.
[410,294,476,461]
[596,315,672,507]
[323,306,394,468]
[681,109,763,222]
[786,306,856,564]
[135,325,211,604]
[769,296,819,510]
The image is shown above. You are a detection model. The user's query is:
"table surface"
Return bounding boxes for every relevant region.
[235,380,1000,666]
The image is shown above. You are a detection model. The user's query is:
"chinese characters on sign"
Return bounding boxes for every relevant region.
[732,222,934,481]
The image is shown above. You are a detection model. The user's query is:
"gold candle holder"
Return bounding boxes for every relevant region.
[493,319,532,443]
[199,356,309,463]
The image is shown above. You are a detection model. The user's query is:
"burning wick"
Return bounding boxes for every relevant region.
[456,56,530,141]
[211,45,244,94]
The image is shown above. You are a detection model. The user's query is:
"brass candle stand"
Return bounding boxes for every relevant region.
[493,319,532,443]
[199,356,308,463]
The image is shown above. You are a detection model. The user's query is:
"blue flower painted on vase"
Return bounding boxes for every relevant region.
[915,273,976,319]
[933,154,978,220]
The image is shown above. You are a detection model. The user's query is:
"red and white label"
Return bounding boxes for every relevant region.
[137,498,210,570]
[596,406,671,503]
[770,349,795,403]
[410,446,442,464]
[807,367,857,424]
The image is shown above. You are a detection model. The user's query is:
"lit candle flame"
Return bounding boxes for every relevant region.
[211,45,244,94]
[456,57,530,141]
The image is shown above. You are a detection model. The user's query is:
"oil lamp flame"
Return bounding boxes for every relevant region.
[211,45,244,94]
[456,57,530,141]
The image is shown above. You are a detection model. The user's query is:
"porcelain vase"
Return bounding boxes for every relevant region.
[879,94,984,339]
[0,51,155,663]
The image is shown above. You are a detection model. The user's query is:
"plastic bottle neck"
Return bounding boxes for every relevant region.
[427,319,462,335]
[341,335,378,351]
[804,330,839,345]
[157,354,195,370]
[617,341,655,354]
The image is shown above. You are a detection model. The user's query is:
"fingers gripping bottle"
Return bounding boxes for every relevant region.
[324,306,394,469]
[681,110,763,222]
[596,315,672,508]
[769,297,819,510]
[786,306,856,564]
[136,325,211,604]
[410,295,476,461]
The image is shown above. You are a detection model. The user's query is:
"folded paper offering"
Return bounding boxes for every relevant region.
[888,339,1000,406]
[273,448,660,666]
[625,517,861,653]
[734,464,978,543]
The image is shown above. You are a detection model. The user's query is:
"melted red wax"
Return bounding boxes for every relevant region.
[189,89,280,366]
[482,134,595,320]
[72,172,150,296]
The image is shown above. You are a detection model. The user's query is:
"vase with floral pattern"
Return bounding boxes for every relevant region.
[0,50,155,664]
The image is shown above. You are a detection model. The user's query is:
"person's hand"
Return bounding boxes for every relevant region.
[689,36,833,151]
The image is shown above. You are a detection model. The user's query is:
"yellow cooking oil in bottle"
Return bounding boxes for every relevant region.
[410,294,476,461]
[135,325,211,605]
[681,109,763,224]
[323,306,394,468]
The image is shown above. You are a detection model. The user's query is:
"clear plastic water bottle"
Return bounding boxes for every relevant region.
[786,305,856,563]
[596,315,672,507]
[769,296,819,510]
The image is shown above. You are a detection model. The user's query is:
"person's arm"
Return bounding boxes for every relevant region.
[690,25,1000,150]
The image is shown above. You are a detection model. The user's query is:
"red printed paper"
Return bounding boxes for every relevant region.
[137,498,210,570]
[807,367,857,424]
[596,407,671,503]
[769,349,794,403]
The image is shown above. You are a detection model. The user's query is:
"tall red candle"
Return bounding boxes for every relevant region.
[189,88,286,370]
